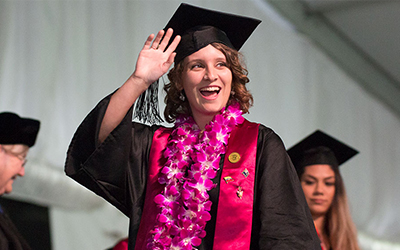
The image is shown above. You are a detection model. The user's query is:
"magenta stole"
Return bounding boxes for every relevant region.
[134,119,259,250]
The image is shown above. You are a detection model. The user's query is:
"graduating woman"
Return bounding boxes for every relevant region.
[65,3,320,250]
[288,130,360,250]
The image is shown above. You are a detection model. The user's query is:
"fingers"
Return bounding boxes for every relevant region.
[142,28,180,56]
[143,33,155,50]
[166,52,177,66]
[157,28,173,52]
[142,29,165,50]
[151,30,165,50]
[165,34,181,54]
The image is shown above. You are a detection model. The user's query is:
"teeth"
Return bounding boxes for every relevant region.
[201,86,220,92]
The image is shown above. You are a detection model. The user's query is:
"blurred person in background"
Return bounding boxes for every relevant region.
[288,130,360,250]
[0,112,40,250]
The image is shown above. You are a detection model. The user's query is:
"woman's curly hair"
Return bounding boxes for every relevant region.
[163,43,253,123]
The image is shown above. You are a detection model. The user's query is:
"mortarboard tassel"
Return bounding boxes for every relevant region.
[133,80,164,124]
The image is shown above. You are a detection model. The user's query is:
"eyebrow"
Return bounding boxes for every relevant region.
[186,56,227,63]
[303,175,335,181]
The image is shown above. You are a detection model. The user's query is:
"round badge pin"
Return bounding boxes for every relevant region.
[228,152,241,163]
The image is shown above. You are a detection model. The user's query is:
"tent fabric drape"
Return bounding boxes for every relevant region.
[1,0,399,249]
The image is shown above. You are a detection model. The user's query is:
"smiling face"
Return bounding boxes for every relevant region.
[300,164,336,218]
[0,144,28,195]
[181,44,233,129]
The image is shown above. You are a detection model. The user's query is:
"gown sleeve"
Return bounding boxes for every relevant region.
[64,93,159,222]
[252,125,321,249]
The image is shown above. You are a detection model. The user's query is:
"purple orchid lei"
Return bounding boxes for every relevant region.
[147,102,244,250]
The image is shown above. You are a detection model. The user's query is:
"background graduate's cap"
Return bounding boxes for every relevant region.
[287,130,358,171]
[134,3,261,124]
[164,3,262,64]
[0,112,40,147]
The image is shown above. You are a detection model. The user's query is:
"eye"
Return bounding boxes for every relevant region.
[303,180,315,185]
[190,63,203,70]
[325,182,335,186]
[216,61,227,67]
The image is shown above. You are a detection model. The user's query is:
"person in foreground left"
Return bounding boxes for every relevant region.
[0,112,40,250]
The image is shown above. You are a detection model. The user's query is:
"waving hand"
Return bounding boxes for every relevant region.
[99,28,180,143]
[133,28,181,86]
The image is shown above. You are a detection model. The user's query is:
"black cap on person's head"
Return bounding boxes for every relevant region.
[287,130,358,172]
[0,112,40,147]
[164,3,261,63]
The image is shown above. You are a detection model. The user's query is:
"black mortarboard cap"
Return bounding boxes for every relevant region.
[0,112,40,147]
[287,130,358,171]
[164,3,262,63]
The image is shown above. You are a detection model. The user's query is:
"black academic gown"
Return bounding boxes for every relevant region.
[0,204,31,250]
[65,94,320,250]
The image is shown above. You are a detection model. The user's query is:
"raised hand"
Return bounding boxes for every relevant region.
[99,28,180,143]
[132,28,181,86]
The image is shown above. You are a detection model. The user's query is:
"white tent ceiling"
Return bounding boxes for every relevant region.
[266,0,400,117]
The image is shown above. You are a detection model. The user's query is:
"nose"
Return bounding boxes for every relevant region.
[314,182,324,195]
[204,67,217,81]
[18,166,25,177]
